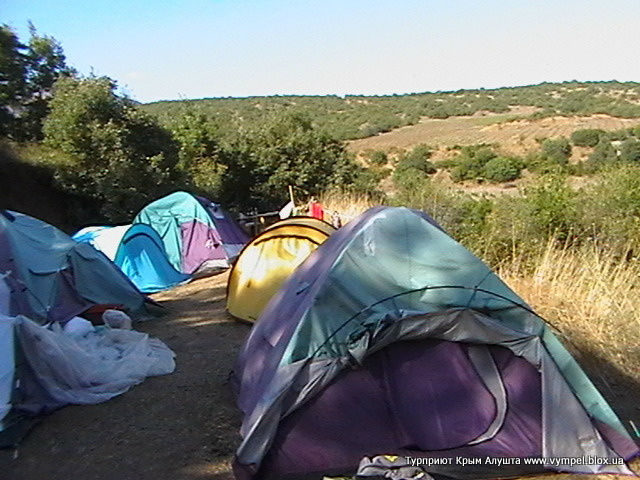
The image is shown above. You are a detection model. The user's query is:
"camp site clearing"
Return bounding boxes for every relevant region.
[1,270,638,480]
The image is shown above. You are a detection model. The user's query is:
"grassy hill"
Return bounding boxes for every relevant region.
[141,81,640,143]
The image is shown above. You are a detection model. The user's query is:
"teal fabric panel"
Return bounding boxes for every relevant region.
[115,225,191,293]
[284,207,540,364]
[133,191,212,272]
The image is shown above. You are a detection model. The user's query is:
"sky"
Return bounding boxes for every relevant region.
[3,0,640,103]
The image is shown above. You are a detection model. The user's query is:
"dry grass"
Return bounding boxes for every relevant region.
[499,241,640,370]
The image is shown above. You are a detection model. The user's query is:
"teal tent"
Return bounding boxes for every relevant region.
[233,207,638,479]
[0,210,146,324]
[134,192,248,274]
[114,224,191,293]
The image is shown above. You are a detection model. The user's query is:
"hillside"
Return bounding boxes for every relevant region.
[141,81,640,143]
[347,110,640,156]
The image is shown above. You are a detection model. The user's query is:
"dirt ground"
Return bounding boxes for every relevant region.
[1,271,247,480]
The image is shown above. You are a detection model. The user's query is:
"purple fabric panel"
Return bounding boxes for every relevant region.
[257,342,542,480]
[47,268,92,324]
[593,418,640,461]
[180,220,225,274]
[195,196,249,245]
[211,215,249,246]
[234,207,388,414]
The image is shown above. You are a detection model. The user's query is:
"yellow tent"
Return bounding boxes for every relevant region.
[227,216,335,322]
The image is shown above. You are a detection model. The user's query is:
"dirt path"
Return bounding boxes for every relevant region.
[2,271,249,480]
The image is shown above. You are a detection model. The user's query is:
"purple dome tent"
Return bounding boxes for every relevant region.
[232,207,638,480]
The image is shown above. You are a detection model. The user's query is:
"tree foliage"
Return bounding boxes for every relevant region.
[0,24,72,140]
[220,113,377,211]
[43,76,182,221]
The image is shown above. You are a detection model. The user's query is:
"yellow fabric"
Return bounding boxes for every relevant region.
[227,217,334,322]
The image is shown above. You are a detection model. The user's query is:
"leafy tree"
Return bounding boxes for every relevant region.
[0,24,72,140]
[20,23,74,139]
[43,76,182,221]
[0,25,27,136]
[221,112,376,211]
[170,109,224,197]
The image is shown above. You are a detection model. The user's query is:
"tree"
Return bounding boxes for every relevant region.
[221,112,376,211]
[0,25,27,137]
[170,109,225,198]
[0,24,72,140]
[21,23,74,139]
[43,76,182,221]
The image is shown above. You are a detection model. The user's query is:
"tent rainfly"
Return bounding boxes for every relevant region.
[134,191,248,275]
[227,216,335,322]
[1,210,146,324]
[232,206,639,480]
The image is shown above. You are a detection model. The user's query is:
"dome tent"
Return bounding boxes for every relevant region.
[227,216,335,322]
[0,211,173,448]
[232,206,638,480]
[0,210,146,324]
[134,191,248,275]
[73,224,191,293]
[112,224,191,293]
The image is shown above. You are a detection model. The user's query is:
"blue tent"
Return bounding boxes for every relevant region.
[0,210,146,324]
[114,224,191,293]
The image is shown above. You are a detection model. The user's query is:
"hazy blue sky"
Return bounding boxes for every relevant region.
[4,0,640,103]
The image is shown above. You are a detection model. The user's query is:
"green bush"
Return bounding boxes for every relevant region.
[450,146,497,182]
[43,76,182,222]
[541,137,571,164]
[619,138,640,163]
[586,140,617,171]
[365,149,389,166]
[483,156,523,182]
[396,144,435,173]
[580,165,640,252]
[570,129,604,147]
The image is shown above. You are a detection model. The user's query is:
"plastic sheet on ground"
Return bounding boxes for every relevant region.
[15,315,176,405]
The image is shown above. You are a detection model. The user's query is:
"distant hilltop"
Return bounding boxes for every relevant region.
[141,81,640,142]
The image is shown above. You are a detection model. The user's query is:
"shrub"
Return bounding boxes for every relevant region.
[450,146,497,182]
[570,129,604,147]
[366,149,389,166]
[586,140,617,170]
[619,138,640,163]
[43,76,182,222]
[394,144,436,178]
[541,137,571,164]
[483,156,523,182]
